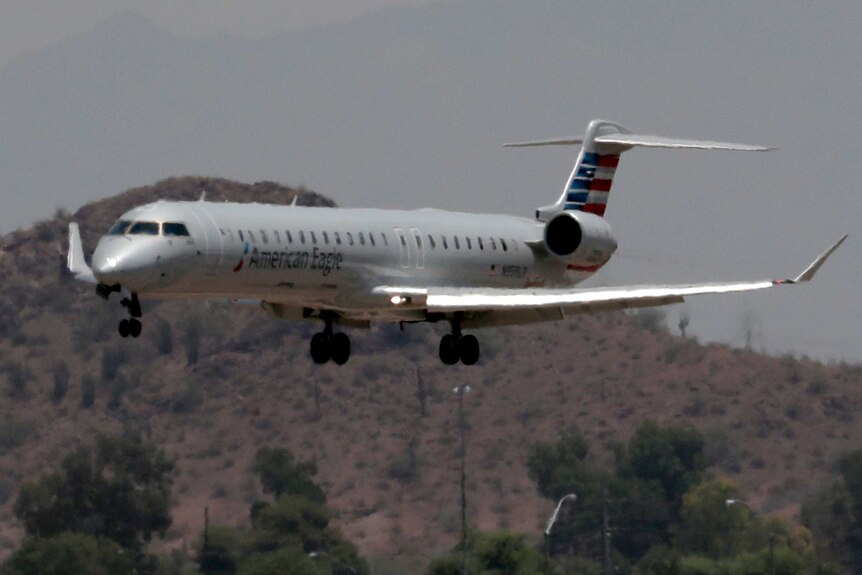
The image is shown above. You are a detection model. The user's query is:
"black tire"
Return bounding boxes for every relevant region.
[310,332,331,364]
[331,332,351,365]
[439,334,459,365]
[128,319,142,338]
[460,334,480,365]
[118,319,130,338]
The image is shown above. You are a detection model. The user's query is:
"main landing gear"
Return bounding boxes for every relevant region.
[118,293,143,338]
[439,318,480,366]
[309,315,351,365]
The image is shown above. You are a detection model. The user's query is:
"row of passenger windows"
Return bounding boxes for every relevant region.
[228,227,518,252]
[108,220,190,237]
[232,229,388,248]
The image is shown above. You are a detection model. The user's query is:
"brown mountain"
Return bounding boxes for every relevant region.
[0,177,859,571]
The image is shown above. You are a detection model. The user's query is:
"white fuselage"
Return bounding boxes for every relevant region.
[91,200,604,322]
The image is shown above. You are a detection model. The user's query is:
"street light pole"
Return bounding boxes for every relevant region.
[726,499,774,575]
[543,493,577,575]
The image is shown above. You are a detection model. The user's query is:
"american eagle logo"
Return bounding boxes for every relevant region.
[233,242,251,272]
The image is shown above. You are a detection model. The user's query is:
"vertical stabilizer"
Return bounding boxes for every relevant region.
[542,120,630,220]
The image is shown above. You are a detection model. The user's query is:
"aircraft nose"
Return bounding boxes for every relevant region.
[91,240,156,286]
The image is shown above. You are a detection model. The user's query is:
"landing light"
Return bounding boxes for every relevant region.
[390,295,409,305]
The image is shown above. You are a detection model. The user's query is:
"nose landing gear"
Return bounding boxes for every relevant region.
[117,293,143,338]
[438,318,480,366]
[309,315,351,365]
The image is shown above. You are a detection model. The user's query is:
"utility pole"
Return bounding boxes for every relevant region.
[455,384,471,575]
[602,488,612,575]
[768,532,776,575]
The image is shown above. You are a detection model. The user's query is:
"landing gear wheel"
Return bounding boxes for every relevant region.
[310,332,331,364]
[439,334,460,365]
[118,319,130,338]
[331,332,351,365]
[128,319,142,338]
[459,334,480,365]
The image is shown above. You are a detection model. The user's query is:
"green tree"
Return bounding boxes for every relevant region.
[242,495,366,574]
[803,448,862,572]
[237,548,321,575]
[1,532,135,575]
[251,447,325,503]
[13,433,173,554]
[672,479,755,559]
[198,524,242,575]
[426,531,544,575]
[616,421,706,518]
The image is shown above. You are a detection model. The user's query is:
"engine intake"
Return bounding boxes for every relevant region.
[543,211,617,267]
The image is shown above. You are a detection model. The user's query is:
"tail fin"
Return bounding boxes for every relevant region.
[505,119,773,221]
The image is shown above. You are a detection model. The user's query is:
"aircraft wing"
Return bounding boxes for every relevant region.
[423,235,846,325]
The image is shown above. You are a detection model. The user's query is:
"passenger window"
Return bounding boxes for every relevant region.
[274,230,281,243]
[323,231,330,245]
[454,236,460,250]
[511,239,518,251]
[400,234,407,247]
[248,230,256,242]
[478,237,484,250]
[260,230,268,244]
[415,234,422,248]
[347,232,354,246]
[382,233,388,246]
[239,230,245,242]
[442,236,449,249]
[466,237,472,250]
[369,233,376,247]
[428,234,436,249]
[489,237,497,250]
[334,232,342,245]
[286,230,293,244]
[359,232,366,246]
[500,238,508,252]
[299,231,306,244]
[310,231,317,245]
[107,220,132,235]
[128,222,159,235]
[163,222,190,237]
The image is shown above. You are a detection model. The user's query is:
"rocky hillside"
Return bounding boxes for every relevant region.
[0,178,860,570]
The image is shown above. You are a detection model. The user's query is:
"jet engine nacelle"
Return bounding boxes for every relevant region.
[543,211,618,267]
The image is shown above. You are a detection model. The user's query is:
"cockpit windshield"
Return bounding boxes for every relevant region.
[128,222,160,235]
[107,220,191,237]
[162,223,190,237]
[107,220,132,235]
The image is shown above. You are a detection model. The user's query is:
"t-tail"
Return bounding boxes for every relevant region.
[505,119,774,222]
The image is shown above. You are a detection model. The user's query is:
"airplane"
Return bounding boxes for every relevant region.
[66,120,846,366]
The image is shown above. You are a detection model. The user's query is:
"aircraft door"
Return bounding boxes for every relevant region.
[394,228,410,268]
[195,205,225,276]
[410,228,424,269]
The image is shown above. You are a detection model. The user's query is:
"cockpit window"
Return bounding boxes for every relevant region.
[128,222,160,235]
[108,220,131,235]
[163,222,190,237]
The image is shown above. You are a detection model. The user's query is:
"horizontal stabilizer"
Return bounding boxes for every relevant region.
[504,134,772,152]
[504,138,584,148]
[594,133,774,152]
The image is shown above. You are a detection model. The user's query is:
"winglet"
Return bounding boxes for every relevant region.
[791,235,847,283]
[67,222,96,284]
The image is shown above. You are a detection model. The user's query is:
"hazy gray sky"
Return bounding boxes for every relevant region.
[1,1,859,363]
[0,0,433,69]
